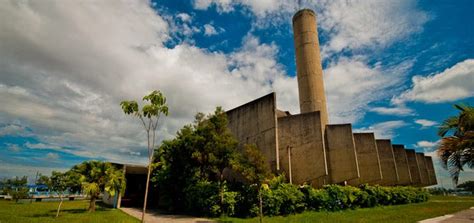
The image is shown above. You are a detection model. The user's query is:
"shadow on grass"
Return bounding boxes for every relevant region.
[27,202,113,218]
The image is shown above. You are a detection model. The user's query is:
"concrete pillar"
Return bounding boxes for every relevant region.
[292,9,329,127]
[425,156,438,186]
[392,145,412,185]
[416,153,430,186]
[375,139,399,186]
[406,149,422,186]
[348,133,383,186]
[325,124,359,184]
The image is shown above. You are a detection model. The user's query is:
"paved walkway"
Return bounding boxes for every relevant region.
[120,207,214,223]
[419,207,474,223]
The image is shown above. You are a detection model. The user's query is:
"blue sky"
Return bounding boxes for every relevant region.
[0,0,473,187]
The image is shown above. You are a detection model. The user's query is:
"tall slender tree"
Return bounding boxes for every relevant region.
[121,90,169,222]
[437,104,474,185]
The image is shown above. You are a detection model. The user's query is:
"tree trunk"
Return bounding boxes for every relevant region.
[56,194,63,217]
[89,195,96,212]
[141,163,152,222]
[258,188,263,223]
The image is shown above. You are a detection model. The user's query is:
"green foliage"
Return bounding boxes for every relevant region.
[3,176,28,202]
[153,107,240,214]
[183,180,238,217]
[437,103,474,184]
[261,176,306,216]
[457,180,474,191]
[70,161,125,212]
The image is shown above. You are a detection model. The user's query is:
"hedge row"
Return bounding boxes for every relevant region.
[183,176,429,217]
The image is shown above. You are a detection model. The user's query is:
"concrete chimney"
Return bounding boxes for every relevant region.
[292,9,329,127]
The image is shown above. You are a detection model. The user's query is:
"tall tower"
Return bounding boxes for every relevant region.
[292,9,329,127]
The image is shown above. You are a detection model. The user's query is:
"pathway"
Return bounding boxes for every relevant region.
[419,207,474,223]
[120,207,214,223]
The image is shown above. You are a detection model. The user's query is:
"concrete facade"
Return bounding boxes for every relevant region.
[375,140,399,186]
[406,149,422,186]
[392,145,412,185]
[324,124,360,184]
[278,111,327,186]
[292,9,328,127]
[223,8,436,189]
[226,93,279,172]
[425,156,438,186]
[416,153,430,186]
[348,133,382,185]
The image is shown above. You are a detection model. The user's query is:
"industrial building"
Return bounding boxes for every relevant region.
[226,9,437,187]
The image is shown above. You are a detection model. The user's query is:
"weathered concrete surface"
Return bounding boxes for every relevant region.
[416,152,430,186]
[425,156,438,186]
[278,111,327,186]
[348,133,382,186]
[392,145,412,185]
[374,139,399,186]
[226,93,279,171]
[406,149,422,186]
[292,9,328,126]
[325,124,359,184]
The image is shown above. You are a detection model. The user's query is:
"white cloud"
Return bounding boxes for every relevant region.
[0,1,298,166]
[0,123,31,136]
[324,57,410,123]
[176,13,192,23]
[192,0,428,53]
[203,23,219,36]
[355,120,408,139]
[415,119,438,129]
[46,152,59,160]
[369,106,414,116]
[415,140,439,151]
[393,59,474,104]
[6,143,21,152]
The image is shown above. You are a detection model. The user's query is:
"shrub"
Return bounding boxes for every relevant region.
[261,176,306,216]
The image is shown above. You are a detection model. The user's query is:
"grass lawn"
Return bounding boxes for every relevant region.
[0,199,139,223]
[219,195,474,223]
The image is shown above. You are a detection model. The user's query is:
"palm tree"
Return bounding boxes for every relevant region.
[72,161,126,212]
[437,104,474,185]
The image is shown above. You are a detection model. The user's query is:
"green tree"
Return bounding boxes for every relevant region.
[153,107,240,215]
[437,104,474,185]
[36,174,51,186]
[121,90,168,222]
[71,161,126,212]
[50,171,68,217]
[233,144,273,223]
[4,176,29,202]
[457,180,474,192]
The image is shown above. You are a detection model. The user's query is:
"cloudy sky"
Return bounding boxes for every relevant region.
[0,0,473,187]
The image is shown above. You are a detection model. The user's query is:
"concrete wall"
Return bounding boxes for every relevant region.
[278,111,327,186]
[405,149,422,186]
[425,156,438,186]
[325,124,359,184]
[374,140,399,186]
[416,153,430,186]
[227,93,279,171]
[392,145,412,185]
[348,133,382,186]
